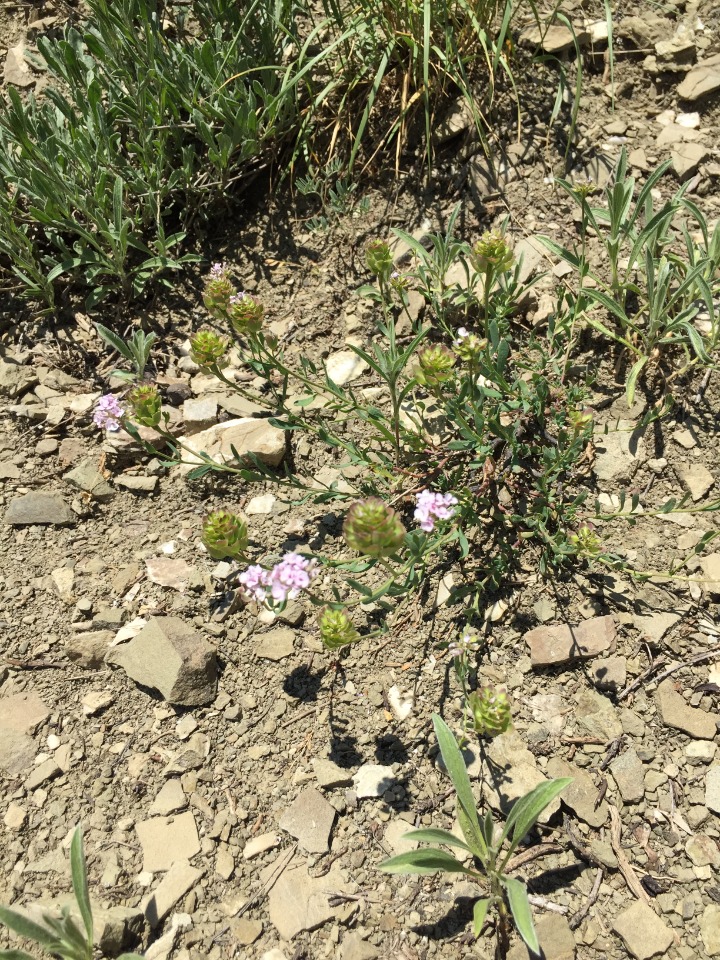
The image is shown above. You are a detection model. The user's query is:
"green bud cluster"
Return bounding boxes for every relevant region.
[190,329,229,367]
[569,525,601,558]
[228,293,264,337]
[203,264,235,317]
[319,608,359,651]
[472,230,514,274]
[365,239,393,280]
[468,686,512,737]
[128,383,162,428]
[202,510,249,560]
[343,498,407,558]
[415,344,456,389]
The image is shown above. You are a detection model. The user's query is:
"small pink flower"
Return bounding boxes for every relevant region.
[268,553,318,602]
[93,395,124,431]
[414,489,458,533]
[238,564,271,603]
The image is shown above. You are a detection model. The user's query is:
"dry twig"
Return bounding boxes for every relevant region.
[609,805,649,904]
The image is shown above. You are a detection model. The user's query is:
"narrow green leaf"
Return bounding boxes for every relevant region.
[472,898,490,937]
[378,848,476,876]
[95,323,133,362]
[70,827,93,947]
[402,828,472,853]
[500,778,572,855]
[625,356,648,408]
[432,715,486,858]
[502,877,539,954]
[0,906,60,952]
[0,950,38,960]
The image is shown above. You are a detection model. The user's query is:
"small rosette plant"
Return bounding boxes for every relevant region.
[379,715,572,955]
[202,510,248,561]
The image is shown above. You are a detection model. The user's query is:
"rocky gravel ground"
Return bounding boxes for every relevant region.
[1,2,720,960]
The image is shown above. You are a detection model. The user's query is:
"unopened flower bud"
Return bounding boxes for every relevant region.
[569,525,601,558]
[228,292,264,337]
[569,409,593,433]
[414,344,456,389]
[454,329,486,363]
[319,608,359,651]
[190,329,229,367]
[343,498,407,558]
[468,686,511,737]
[389,270,410,291]
[203,262,235,317]
[472,231,514,274]
[202,510,248,560]
[572,178,596,200]
[128,384,162,428]
[366,240,393,280]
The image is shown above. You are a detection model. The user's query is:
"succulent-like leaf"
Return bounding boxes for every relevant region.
[472,898,490,938]
[500,778,572,857]
[402,828,472,853]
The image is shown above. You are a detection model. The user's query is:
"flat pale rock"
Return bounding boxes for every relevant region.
[116,475,157,493]
[677,53,720,101]
[575,689,623,740]
[231,918,262,946]
[700,904,720,956]
[256,628,295,661]
[547,757,608,827]
[279,787,335,853]
[267,862,345,940]
[593,421,645,483]
[24,758,61,791]
[352,764,396,799]
[591,655,626,692]
[706,765,720,814]
[612,901,673,960]
[340,933,381,960]
[483,732,561,824]
[0,691,50,734]
[6,491,75,526]
[520,23,588,54]
[656,678,716,739]
[610,748,645,804]
[82,690,113,716]
[135,813,201,872]
[142,860,203,927]
[3,45,33,87]
[145,557,193,592]
[677,462,714,500]
[243,832,280,861]
[312,757,354,790]
[632,612,680,643]
[65,630,112,668]
[64,460,115,502]
[0,729,37,777]
[701,553,720,596]
[108,616,217,706]
[177,418,285,475]
[325,351,368,386]
[507,914,575,959]
[526,615,616,666]
[685,834,720,867]
[149,779,187,816]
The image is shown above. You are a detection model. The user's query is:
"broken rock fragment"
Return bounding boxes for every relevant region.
[525,615,616,667]
[108,616,217,706]
[656,678,716,739]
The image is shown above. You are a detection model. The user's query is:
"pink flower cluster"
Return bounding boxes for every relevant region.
[93,394,124,431]
[210,262,225,277]
[414,489,458,533]
[238,553,318,604]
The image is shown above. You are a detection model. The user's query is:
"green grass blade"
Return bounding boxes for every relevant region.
[70,828,93,947]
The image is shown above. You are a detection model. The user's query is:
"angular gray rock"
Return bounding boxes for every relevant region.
[610,748,645,804]
[279,787,336,853]
[107,616,217,706]
[677,53,720,101]
[593,422,645,483]
[525,615,616,667]
[142,860,204,927]
[483,733,561,824]
[135,812,201,872]
[177,417,285,475]
[656,678,716,739]
[700,904,720,956]
[547,757,608,827]
[64,460,115,502]
[256,628,295,661]
[312,757,354,790]
[706,765,720,814]
[267,862,346,940]
[575,689,623,741]
[65,630,112,668]
[352,764,396,799]
[612,900,674,960]
[507,914,575,959]
[5,491,75,526]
